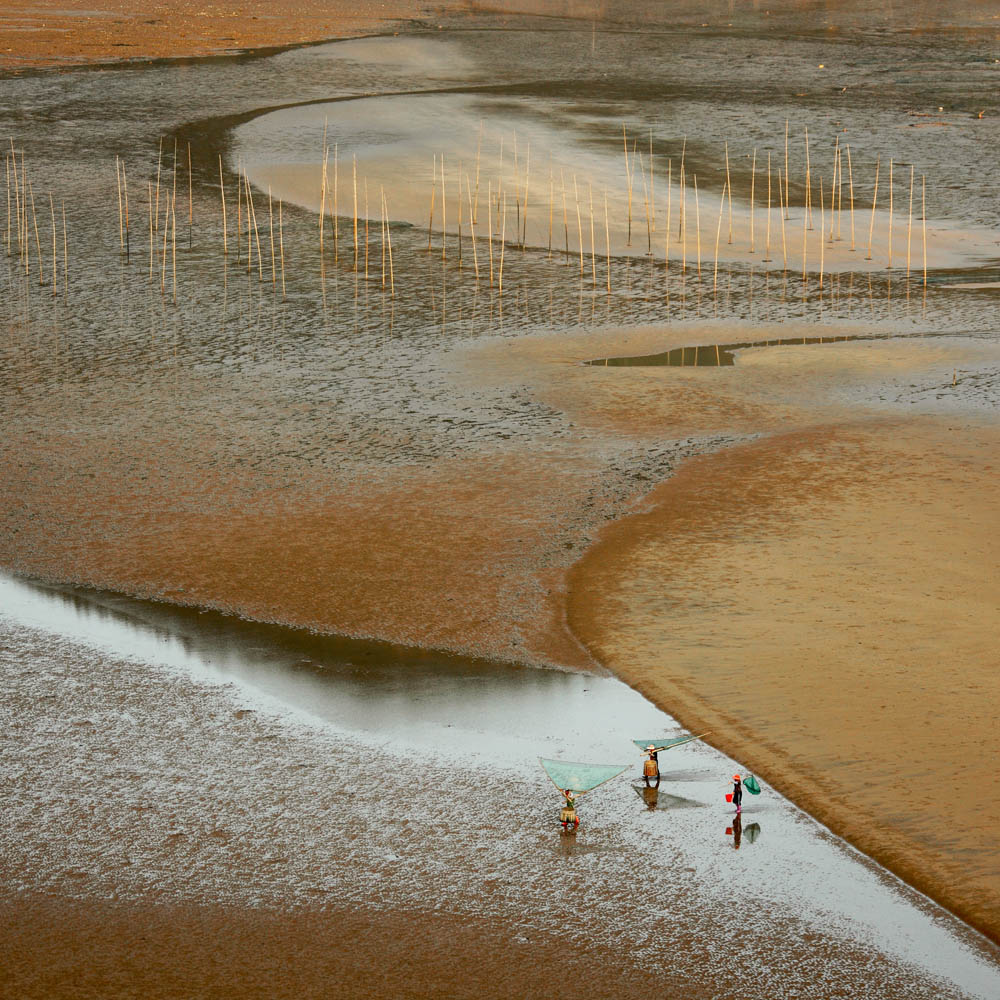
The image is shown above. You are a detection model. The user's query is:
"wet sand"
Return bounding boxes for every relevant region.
[3,4,1000,993]
[568,406,1000,942]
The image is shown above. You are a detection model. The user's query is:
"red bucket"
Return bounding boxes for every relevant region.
[725,793,733,803]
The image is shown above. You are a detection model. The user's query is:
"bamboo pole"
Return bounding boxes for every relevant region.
[171,191,177,304]
[49,193,56,294]
[847,145,856,251]
[219,155,227,257]
[246,173,263,281]
[865,154,880,261]
[604,189,611,293]
[589,180,596,285]
[906,163,914,278]
[804,126,812,230]
[548,160,553,256]
[499,189,506,294]
[236,162,243,264]
[268,185,276,288]
[62,195,67,295]
[623,123,632,246]
[778,167,787,270]
[385,190,394,295]
[784,119,790,218]
[680,161,686,273]
[187,141,193,248]
[123,161,130,262]
[353,154,359,268]
[921,174,927,287]
[161,190,169,293]
[694,174,701,276]
[560,168,569,259]
[725,142,733,243]
[279,198,286,301]
[116,156,124,254]
[487,178,494,286]
[149,180,154,280]
[319,143,328,253]
[713,180,726,292]
[364,176,369,280]
[439,153,445,262]
[521,144,529,249]
[455,160,462,266]
[887,157,894,268]
[333,143,339,262]
[763,152,772,262]
[28,180,43,285]
[749,147,756,252]
[819,176,825,289]
[639,151,652,254]
[154,137,162,231]
[466,174,479,280]
[665,159,671,266]
[473,120,483,224]
[381,183,386,288]
[574,174,583,276]
[428,153,436,251]
[4,153,10,255]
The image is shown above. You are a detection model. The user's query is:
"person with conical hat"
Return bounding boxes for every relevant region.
[642,743,661,788]
[560,788,579,830]
[731,774,743,814]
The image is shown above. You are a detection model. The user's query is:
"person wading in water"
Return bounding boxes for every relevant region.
[642,744,661,787]
[732,774,743,815]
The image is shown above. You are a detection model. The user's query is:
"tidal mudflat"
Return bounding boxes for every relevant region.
[1,2,999,996]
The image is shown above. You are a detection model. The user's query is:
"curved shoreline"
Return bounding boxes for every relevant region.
[566,417,1000,945]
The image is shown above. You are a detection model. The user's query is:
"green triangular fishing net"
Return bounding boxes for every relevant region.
[539,758,629,794]
[632,735,702,752]
[744,775,761,795]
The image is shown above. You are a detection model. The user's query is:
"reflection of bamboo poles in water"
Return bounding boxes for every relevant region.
[521,145,529,250]
[384,190,395,295]
[866,154,879,261]
[455,160,462,267]
[28,181,43,286]
[380,183,387,287]
[906,164,914,279]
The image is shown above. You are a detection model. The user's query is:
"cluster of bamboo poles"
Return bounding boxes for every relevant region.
[417,121,930,295]
[5,139,68,296]
[5,121,933,314]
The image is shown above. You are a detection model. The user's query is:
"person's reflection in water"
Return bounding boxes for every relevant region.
[725,812,743,849]
[642,784,659,811]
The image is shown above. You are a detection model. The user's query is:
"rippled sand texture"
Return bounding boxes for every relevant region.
[568,337,1000,942]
